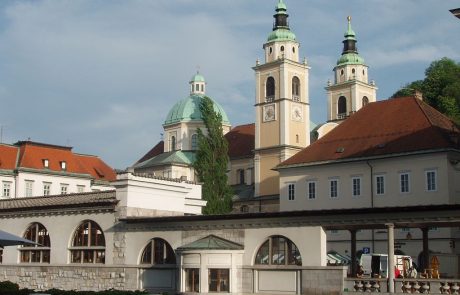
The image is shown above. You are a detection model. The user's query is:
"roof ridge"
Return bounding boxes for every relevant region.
[0,190,116,203]
[413,97,436,127]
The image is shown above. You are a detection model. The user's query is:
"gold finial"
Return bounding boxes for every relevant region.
[347,16,351,22]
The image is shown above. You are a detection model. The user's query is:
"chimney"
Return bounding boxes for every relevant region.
[414,90,423,101]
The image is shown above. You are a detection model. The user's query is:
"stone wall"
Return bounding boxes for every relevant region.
[0,265,139,291]
[301,266,347,295]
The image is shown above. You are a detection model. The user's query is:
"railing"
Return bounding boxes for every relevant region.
[344,278,460,294]
[265,96,274,103]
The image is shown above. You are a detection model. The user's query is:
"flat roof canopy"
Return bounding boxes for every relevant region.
[121,204,460,231]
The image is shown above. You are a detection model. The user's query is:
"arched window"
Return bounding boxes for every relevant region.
[266,77,275,100]
[362,96,369,107]
[255,235,301,266]
[338,96,347,118]
[20,223,50,263]
[70,220,105,264]
[191,134,198,150]
[140,238,176,265]
[171,136,176,151]
[292,76,300,101]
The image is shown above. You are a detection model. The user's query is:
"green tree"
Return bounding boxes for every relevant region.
[193,96,232,215]
[392,57,460,123]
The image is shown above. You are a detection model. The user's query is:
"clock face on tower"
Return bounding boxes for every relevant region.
[291,105,302,121]
[263,104,276,122]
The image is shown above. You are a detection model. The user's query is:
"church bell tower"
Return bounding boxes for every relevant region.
[326,17,377,122]
[253,0,310,198]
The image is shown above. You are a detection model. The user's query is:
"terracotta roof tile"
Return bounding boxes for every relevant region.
[0,144,19,170]
[75,154,117,181]
[225,123,255,159]
[279,97,460,167]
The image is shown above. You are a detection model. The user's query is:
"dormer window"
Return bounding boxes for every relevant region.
[43,159,49,168]
[60,161,67,170]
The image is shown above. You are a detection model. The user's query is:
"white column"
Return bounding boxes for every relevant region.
[387,223,395,293]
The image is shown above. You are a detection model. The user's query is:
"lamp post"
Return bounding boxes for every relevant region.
[451,8,460,19]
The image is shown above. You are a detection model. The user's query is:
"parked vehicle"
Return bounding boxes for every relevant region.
[360,254,413,278]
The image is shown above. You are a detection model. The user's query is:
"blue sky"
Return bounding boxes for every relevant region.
[0,0,459,169]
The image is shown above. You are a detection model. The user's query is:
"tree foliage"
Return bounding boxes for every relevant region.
[392,57,460,123]
[193,96,232,215]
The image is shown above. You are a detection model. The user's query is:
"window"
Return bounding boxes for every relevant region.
[42,159,49,168]
[288,183,295,200]
[240,205,249,213]
[191,134,198,150]
[20,223,50,263]
[171,135,176,151]
[400,173,410,193]
[266,77,275,99]
[60,161,66,170]
[352,177,361,197]
[209,269,229,292]
[201,84,204,92]
[140,238,176,265]
[307,181,316,199]
[2,182,11,198]
[280,45,284,52]
[426,170,437,191]
[255,236,302,266]
[362,96,369,106]
[60,184,68,195]
[185,268,200,292]
[0,249,2,263]
[338,96,347,118]
[329,179,338,198]
[376,175,385,195]
[238,169,245,185]
[25,181,33,197]
[70,220,105,264]
[195,84,199,91]
[43,183,51,196]
[292,76,300,101]
[77,185,85,193]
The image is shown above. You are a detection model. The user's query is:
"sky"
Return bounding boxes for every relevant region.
[0,0,459,169]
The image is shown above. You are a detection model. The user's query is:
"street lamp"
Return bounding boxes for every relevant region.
[451,8,460,19]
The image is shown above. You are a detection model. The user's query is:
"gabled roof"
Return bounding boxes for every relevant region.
[279,96,460,168]
[225,123,255,159]
[136,141,164,164]
[177,234,244,251]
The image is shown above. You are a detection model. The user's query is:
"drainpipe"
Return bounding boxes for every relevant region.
[366,161,375,252]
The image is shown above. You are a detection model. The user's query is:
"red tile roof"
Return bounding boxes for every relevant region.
[74,154,117,182]
[225,123,255,159]
[136,140,164,164]
[0,141,115,181]
[279,97,460,168]
[0,144,19,170]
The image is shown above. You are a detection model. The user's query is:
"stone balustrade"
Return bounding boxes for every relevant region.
[344,278,460,294]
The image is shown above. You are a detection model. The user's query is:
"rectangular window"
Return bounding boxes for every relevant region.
[288,183,295,200]
[307,181,316,199]
[25,181,33,197]
[352,177,361,196]
[329,179,338,198]
[185,268,200,292]
[2,182,11,198]
[60,184,68,195]
[77,185,85,193]
[400,173,410,193]
[426,170,437,191]
[376,175,385,195]
[209,269,230,292]
[43,183,51,196]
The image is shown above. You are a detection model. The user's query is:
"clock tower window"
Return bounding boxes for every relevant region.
[292,76,300,101]
[338,96,347,119]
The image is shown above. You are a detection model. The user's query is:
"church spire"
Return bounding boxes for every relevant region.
[273,0,289,30]
[342,16,358,54]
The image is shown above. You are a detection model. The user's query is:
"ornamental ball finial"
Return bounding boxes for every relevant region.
[347,16,351,22]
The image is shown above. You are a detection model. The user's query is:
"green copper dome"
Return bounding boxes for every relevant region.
[337,52,365,66]
[190,73,205,83]
[164,94,230,126]
[267,29,296,42]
